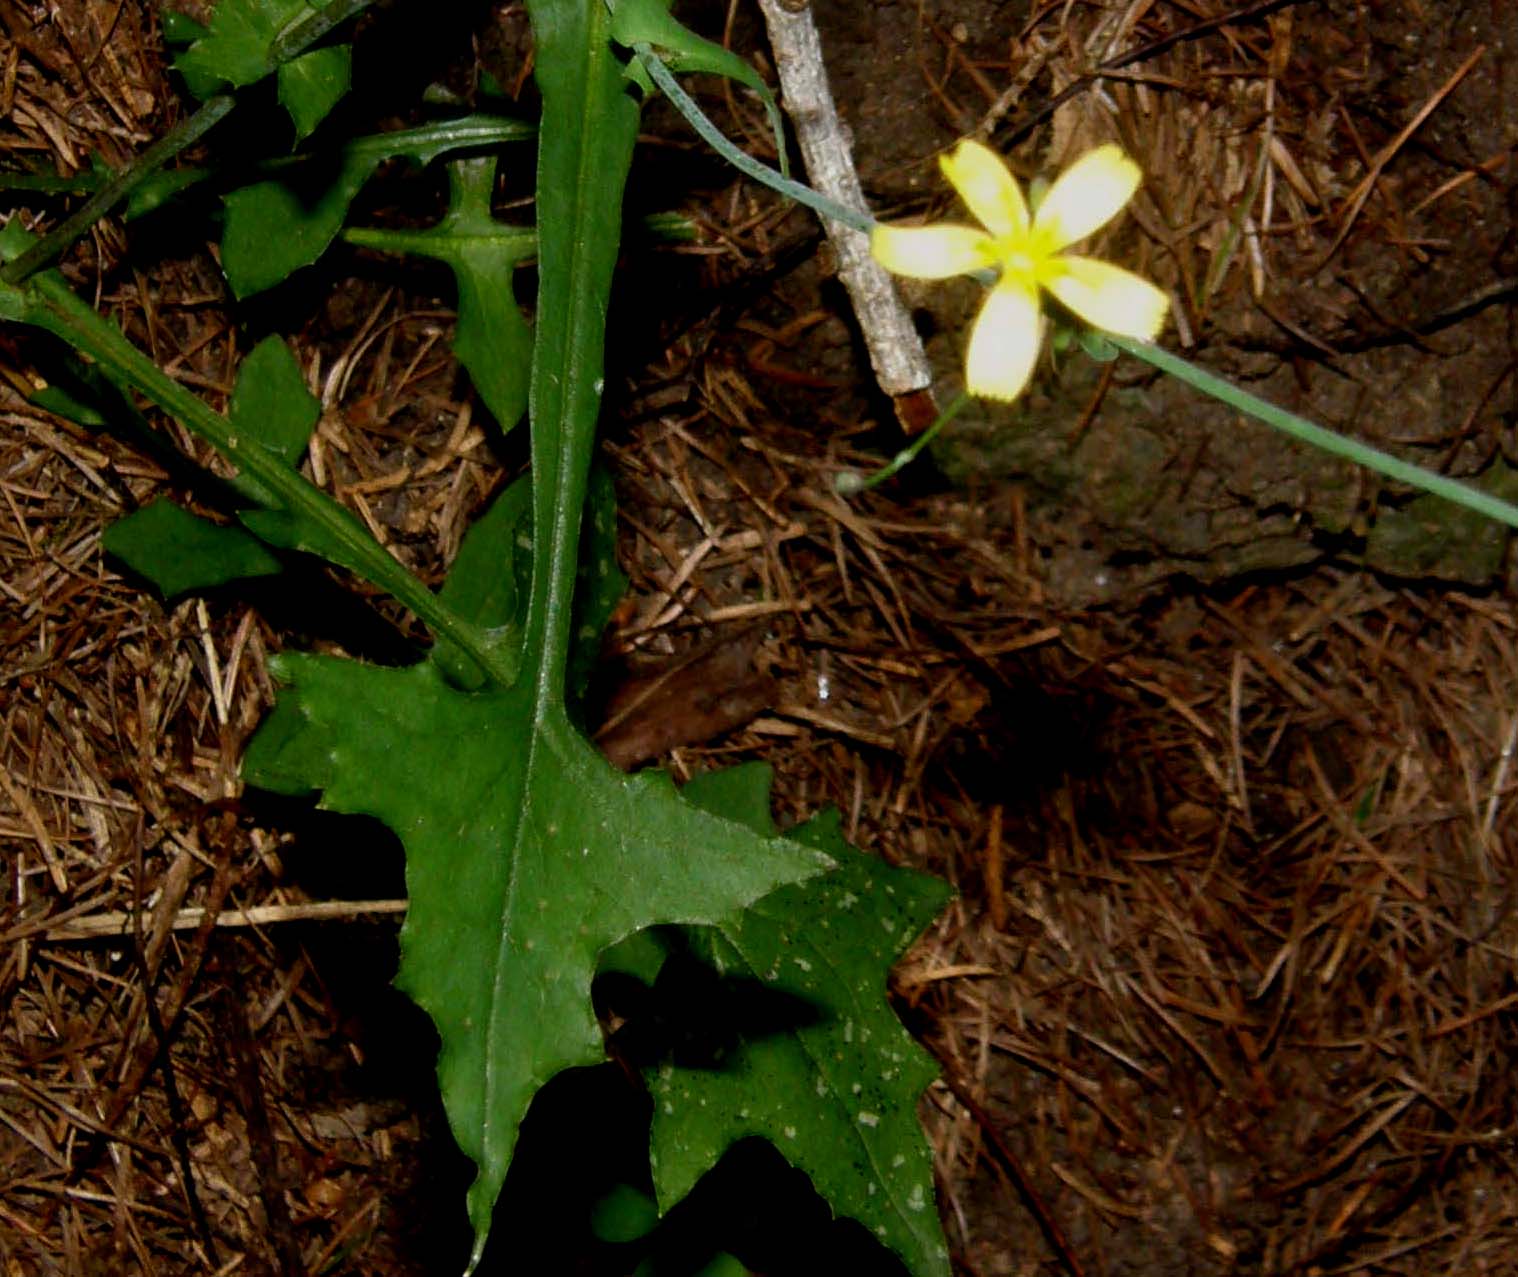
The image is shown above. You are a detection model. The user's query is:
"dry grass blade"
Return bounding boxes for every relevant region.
[1313,44,1488,273]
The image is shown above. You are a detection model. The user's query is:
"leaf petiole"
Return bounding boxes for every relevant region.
[18,269,516,685]
[0,94,236,285]
[632,42,873,235]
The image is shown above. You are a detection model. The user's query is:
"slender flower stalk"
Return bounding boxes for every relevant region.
[574,49,1518,531]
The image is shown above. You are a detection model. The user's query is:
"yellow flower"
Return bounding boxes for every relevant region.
[871,140,1168,402]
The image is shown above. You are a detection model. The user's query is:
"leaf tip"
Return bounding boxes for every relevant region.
[459,1237,486,1277]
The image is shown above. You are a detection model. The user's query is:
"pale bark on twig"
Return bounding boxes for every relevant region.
[757,0,936,427]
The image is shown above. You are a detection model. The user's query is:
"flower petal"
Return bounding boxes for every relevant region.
[870,223,990,279]
[1045,256,1169,339]
[1034,144,1141,249]
[940,139,1028,238]
[965,281,1043,402]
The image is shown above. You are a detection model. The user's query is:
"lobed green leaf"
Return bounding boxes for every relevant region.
[175,0,311,88]
[220,115,533,298]
[429,473,533,689]
[278,44,352,142]
[344,155,535,429]
[225,334,319,496]
[175,0,369,91]
[241,654,832,1271]
[657,763,953,1277]
[104,499,282,596]
[90,333,318,597]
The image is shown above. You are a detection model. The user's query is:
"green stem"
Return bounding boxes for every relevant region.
[1,95,235,284]
[0,171,101,196]
[523,1,642,719]
[272,0,373,61]
[835,393,971,494]
[23,271,515,685]
[0,116,536,221]
[340,225,536,256]
[1111,336,1518,530]
[339,211,692,257]
[632,43,873,234]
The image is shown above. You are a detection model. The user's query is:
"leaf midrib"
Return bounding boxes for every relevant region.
[482,0,635,1183]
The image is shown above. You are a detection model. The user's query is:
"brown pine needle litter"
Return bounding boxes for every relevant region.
[4,1,1517,1273]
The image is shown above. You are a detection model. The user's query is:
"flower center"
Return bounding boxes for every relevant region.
[988,227,1061,290]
